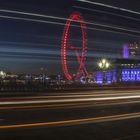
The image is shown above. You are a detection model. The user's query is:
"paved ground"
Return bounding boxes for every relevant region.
[1,89,140,139]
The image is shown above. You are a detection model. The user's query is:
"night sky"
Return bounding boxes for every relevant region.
[0,0,140,75]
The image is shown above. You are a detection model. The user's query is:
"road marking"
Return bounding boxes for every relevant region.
[0,112,140,129]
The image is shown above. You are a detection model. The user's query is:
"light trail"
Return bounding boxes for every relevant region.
[1,90,140,101]
[0,15,138,37]
[1,93,140,105]
[0,9,68,22]
[1,7,140,24]
[1,112,140,129]
[1,97,140,110]
[74,6,140,22]
[0,9,140,34]
[0,15,65,26]
[0,41,57,47]
[86,21,140,34]
[77,0,140,15]
[0,10,139,37]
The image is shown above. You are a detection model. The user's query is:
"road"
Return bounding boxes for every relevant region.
[1,89,140,139]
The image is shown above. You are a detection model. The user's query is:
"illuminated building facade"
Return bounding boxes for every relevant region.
[123,44,129,58]
[122,69,140,81]
[93,42,140,84]
[123,42,139,58]
[95,59,140,84]
[95,70,116,84]
[129,42,139,57]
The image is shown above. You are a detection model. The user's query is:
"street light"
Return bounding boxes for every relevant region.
[98,59,110,70]
[98,59,110,84]
[0,71,6,79]
[105,62,110,68]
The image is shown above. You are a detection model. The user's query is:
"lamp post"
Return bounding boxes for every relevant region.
[98,59,110,84]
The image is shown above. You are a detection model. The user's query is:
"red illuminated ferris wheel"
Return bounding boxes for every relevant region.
[61,12,88,80]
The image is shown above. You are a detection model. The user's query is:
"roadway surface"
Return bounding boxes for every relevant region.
[1,89,140,139]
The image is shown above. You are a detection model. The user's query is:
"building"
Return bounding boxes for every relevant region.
[123,42,139,58]
[93,42,140,84]
[94,58,140,84]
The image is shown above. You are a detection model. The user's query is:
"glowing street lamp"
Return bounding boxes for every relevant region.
[102,59,106,64]
[0,71,6,79]
[98,62,103,68]
[98,59,110,70]
[98,59,110,84]
[105,62,110,68]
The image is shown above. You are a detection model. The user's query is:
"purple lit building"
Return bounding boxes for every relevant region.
[123,42,139,59]
[94,42,140,84]
[123,44,129,58]
[94,59,140,84]
[95,70,116,84]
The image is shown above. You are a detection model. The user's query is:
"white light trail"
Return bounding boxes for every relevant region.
[85,20,140,34]
[0,9,68,21]
[1,91,140,100]
[1,4,139,24]
[0,14,139,37]
[0,15,65,26]
[1,94,140,105]
[0,41,58,47]
[0,9,140,34]
[74,6,140,22]
[77,0,140,15]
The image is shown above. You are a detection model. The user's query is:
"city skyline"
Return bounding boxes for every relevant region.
[0,0,139,75]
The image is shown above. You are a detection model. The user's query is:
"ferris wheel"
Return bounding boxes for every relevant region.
[61,12,88,80]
